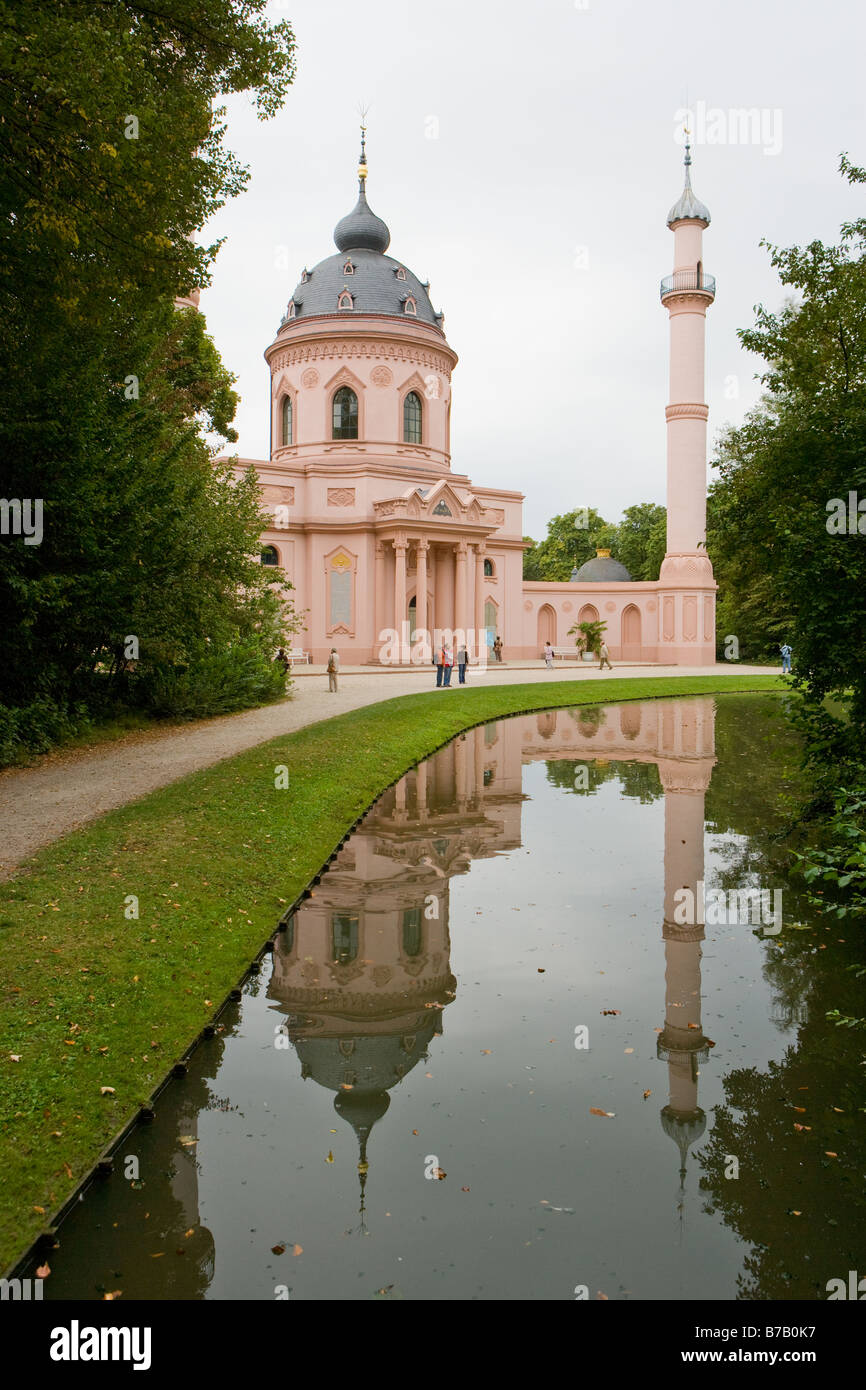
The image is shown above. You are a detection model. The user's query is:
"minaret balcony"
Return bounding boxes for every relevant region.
[660,271,716,301]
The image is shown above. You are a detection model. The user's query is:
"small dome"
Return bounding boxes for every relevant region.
[667,144,710,226]
[571,549,633,582]
[334,182,391,254]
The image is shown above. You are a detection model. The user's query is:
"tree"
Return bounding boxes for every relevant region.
[0,3,298,742]
[706,155,866,765]
[523,508,610,580]
[614,502,667,581]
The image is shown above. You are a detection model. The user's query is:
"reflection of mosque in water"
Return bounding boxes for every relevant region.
[269,696,718,1221]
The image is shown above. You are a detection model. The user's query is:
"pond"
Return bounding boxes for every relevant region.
[28,694,865,1300]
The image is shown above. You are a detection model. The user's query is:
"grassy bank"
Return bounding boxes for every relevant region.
[0,673,787,1270]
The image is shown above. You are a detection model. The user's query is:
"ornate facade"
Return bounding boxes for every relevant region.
[232,133,717,664]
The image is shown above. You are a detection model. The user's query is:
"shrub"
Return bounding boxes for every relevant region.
[135,641,289,720]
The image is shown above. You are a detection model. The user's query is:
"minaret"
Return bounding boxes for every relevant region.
[658,135,717,665]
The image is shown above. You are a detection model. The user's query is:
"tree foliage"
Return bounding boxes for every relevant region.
[0,2,298,751]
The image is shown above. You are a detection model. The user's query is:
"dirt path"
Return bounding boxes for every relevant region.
[0,663,773,877]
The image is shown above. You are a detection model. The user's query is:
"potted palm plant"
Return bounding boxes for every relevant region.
[568,618,607,662]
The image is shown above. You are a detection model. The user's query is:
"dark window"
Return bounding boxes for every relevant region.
[432,500,451,516]
[403,391,422,444]
[402,907,423,958]
[332,386,359,440]
[281,395,292,447]
[331,913,359,965]
[483,558,493,577]
[261,545,279,566]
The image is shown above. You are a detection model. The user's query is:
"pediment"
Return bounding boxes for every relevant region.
[323,364,365,394]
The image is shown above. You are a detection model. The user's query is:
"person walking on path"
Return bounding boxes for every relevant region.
[493,635,503,663]
[327,648,340,692]
[543,641,554,669]
[457,644,468,684]
[780,642,792,673]
[598,641,612,671]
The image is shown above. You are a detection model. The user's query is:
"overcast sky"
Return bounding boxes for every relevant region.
[200,0,865,539]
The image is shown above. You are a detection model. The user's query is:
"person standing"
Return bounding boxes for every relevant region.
[442,642,454,686]
[457,644,468,684]
[780,642,792,673]
[275,647,290,675]
[598,641,612,671]
[327,647,340,692]
[493,635,503,663]
[435,642,445,687]
[543,641,554,669]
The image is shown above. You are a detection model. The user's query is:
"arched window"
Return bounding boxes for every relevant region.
[402,907,423,958]
[483,558,494,577]
[281,395,293,447]
[332,386,358,440]
[343,258,354,275]
[331,913,359,966]
[338,290,353,310]
[261,545,279,566]
[403,296,417,315]
[287,300,296,319]
[395,267,407,281]
[403,391,422,444]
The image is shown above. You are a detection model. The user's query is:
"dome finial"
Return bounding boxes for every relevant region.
[334,117,391,254]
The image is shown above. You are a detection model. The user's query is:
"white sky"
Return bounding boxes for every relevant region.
[200,0,865,539]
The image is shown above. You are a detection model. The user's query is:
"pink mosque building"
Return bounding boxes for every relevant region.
[231,133,717,665]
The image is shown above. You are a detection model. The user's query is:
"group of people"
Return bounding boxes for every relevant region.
[542,640,612,670]
[434,642,467,686]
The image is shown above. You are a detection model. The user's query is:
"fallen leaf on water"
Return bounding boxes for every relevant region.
[340,1083,353,1091]
[292,1244,303,1256]
[791,1211,802,1216]
[103,1291,122,1300]
[832,1107,844,1113]
[425,1072,433,1078]
[480,1049,492,1055]
[150,1252,165,1259]
[537,968,545,973]
[793,1106,806,1113]
[412,1129,418,1135]
[643,1089,652,1100]
[432,1167,446,1180]
[600,1009,621,1016]
[272,1244,285,1255]
[461,1186,470,1192]
[793,1123,811,1132]
[184,1229,194,1239]
[325,1151,334,1164]
[590,1108,615,1118]
[624,1048,634,1054]
[687,1023,700,1030]
[825,1151,838,1158]
[179,1136,197,1147]
[597,1291,609,1300]
[36,1263,50,1279]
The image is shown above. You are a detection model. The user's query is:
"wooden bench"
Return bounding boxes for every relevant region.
[548,646,585,661]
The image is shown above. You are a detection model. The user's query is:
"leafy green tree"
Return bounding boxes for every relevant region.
[522,508,610,580]
[0,2,298,742]
[613,502,666,581]
[706,155,866,754]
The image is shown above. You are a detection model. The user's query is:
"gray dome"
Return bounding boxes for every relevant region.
[571,554,633,582]
[334,183,391,254]
[667,145,710,226]
[285,247,442,327]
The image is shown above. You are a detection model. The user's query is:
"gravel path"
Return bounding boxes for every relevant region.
[0,663,773,877]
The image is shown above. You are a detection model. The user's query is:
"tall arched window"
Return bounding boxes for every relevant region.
[332,386,358,440]
[281,395,293,447]
[403,391,422,444]
[483,558,494,577]
[261,545,279,567]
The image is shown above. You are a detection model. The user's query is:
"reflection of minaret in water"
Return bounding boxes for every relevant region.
[656,698,716,1224]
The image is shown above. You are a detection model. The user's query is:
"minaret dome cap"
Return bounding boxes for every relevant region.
[667,139,711,227]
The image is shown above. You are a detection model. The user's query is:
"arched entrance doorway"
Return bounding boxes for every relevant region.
[537,603,556,651]
[621,604,642,662]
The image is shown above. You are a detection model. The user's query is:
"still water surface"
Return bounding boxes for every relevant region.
[34,695,865,1300]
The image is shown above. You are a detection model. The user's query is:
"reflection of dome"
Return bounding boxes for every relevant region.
[571,550,632,582]
[294,1020,438,1094]
[660,1105,707,1168]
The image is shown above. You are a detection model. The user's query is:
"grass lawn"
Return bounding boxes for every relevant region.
[0,673,788,1271]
